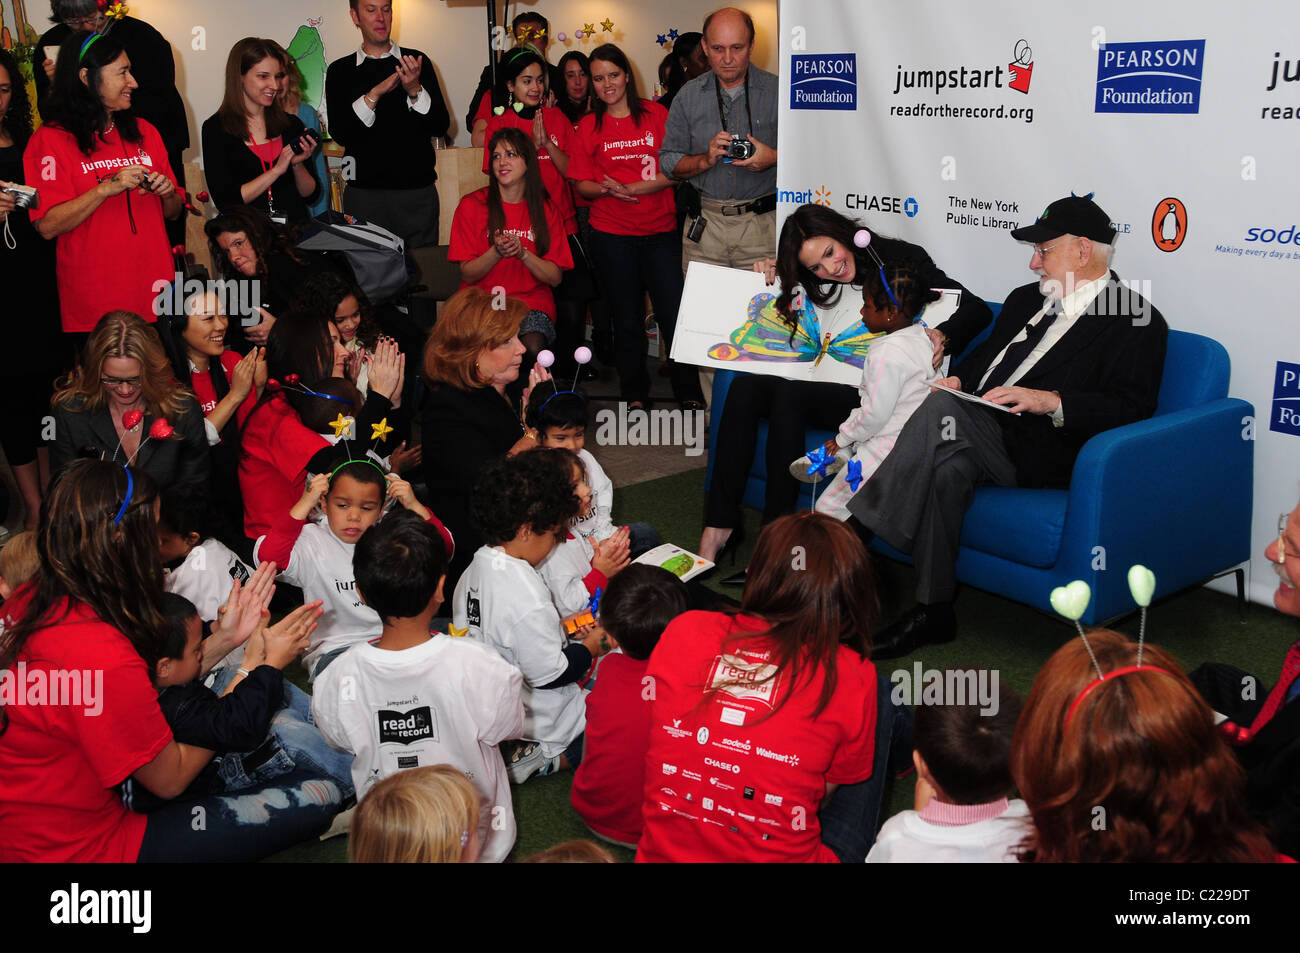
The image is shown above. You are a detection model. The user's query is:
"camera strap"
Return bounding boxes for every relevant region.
[713,70,752,137]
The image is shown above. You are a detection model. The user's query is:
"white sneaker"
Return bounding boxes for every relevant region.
[504,741,561,784]
[789,447,850,484]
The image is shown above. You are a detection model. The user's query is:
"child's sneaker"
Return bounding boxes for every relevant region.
[789,447,850,484]
[504,740,562,784]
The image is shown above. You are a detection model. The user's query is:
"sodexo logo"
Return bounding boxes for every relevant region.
[1095,39,1206,114]
[790,53,857,110]
[1151,197,1188,252]
[1244,223,1300,246]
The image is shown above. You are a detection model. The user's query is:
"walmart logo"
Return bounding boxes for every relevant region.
[778,185,832,207]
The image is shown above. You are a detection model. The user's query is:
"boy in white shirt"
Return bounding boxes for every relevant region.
[867,673,1028,863]
[790,263,946,521]
[452,451,615,783]
[313,510,524,863]
[525,383,659,557]
[158,489,254,624]
[255,461,453,680]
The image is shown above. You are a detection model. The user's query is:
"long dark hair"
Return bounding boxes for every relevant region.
[775,204,899,319]
[715,513,878,720]
[45,31,142,155]
[257,307,335,420]
[0,49,34,146]
[486,127,550,258]
[216,37,293,141]
[556,51,592,125]
[493,47,546,116]
[0,462,169,733]
[204,205,304,281]
[589,44,645,130]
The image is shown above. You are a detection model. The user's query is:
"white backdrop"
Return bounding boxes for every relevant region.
[778,0,1299,608]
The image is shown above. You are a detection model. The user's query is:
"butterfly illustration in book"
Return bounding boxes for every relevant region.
[706,291,885,369]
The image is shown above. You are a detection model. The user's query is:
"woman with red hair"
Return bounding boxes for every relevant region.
[1011,629,1277,862]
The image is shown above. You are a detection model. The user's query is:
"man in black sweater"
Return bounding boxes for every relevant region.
[325,0,450,249]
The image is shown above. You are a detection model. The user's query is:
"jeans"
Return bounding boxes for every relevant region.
[209,668,356,802]
[627,521,660,559]
[138,768,343,862]
[818,673,915,863]
[588,228,703,405]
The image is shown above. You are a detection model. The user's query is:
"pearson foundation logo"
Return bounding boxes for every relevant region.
[1272,362,1300,437]
[1095,40,1206,114]
[1151,197,1188,252]
[790,53,857,110]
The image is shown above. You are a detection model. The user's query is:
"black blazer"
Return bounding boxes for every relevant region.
[200,113,320,225]
[876,236,994,358]
[421,381,522,594]
[953,271,1168,487]
[1239,674,1300,859]
[51,395,210,495]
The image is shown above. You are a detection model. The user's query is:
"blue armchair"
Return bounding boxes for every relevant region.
[705,323,1254,624]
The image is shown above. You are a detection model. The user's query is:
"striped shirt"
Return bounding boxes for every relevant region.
[660,66,778,202]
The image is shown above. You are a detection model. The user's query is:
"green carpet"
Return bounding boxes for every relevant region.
[268,467,1295,862]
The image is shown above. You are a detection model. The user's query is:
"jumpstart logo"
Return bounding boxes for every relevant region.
[1095,39,1206,113]
[1273,362,1300,437]
[790,53,856,110]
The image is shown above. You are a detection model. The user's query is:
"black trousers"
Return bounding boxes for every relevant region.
[706,375,859,527]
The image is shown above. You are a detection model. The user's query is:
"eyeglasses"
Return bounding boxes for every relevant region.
[64,14,106,29]
[1033,237,1078,259]
[101,376,142,390]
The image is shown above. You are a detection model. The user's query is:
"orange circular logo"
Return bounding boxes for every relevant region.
[1152,197,1187,252]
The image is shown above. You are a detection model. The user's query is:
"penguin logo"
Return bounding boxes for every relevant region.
[1151,197,1187,252]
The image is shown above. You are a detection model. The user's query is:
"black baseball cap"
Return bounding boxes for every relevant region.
[1011,194,1117,244]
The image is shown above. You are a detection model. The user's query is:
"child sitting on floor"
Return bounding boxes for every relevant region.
[535,447,631,617]
[349,764,483,863]
[159,489,255,624]
[313,511,525,863]
[0,531,38,602]
[867,671,1026,862]
[570,564,688,847]
[255,462,453,680]
[789,261,944,520]
[452,452,615,784]
[120,591,325,811]
[525,382,659,556]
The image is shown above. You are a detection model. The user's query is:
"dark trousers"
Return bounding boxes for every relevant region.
[166,152,186,249]
[847,390,1017,604]
[706,375,859,527]
[819,673,915,863]
[588,228,702,405]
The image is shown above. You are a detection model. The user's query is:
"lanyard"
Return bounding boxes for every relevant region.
[713,70,752,137]
[251,140,279,219]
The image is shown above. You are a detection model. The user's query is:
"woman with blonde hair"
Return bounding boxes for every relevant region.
[201,37,319,225]
[271,42,329,220]
[1011,629,1278,862]
[51,310,209,494]
[421,286,551,597]
[350,765,481,863]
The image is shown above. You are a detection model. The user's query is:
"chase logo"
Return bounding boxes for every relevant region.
[791,54,856,110]
[1272,362,1300,437]
[378,706,437,745]
[1096,40,1206,113]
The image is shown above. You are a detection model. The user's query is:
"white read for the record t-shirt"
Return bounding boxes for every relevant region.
[312,634,525,863]
[452,546,587,759]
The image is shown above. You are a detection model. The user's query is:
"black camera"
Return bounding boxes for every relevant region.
[290,132,317,156]
[726,136,756,160]
[686,215,706,243]
[2,183,39,209]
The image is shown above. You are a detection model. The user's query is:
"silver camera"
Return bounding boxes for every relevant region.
[2,183,39,210]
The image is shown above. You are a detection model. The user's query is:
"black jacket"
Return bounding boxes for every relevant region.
[953,272,1168,488]
[51,394,210,494]
[200,113,320,226]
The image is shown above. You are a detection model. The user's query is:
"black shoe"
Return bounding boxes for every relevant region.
[720,568,748,587]
[870,602,956,660]
[713,524,747,566]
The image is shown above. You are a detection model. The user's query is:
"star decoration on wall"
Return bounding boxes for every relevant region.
[657,33,667,45]
[583,22,595,36]
[668,28,679,39]
[600,17,614,32]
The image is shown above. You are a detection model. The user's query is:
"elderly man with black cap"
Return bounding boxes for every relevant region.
[847,193,1168,659]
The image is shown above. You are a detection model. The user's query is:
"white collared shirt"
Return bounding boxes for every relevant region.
[976,273,1110,425]
[351,42,431,126]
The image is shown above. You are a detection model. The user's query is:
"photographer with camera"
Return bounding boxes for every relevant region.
[659,8,777,277]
